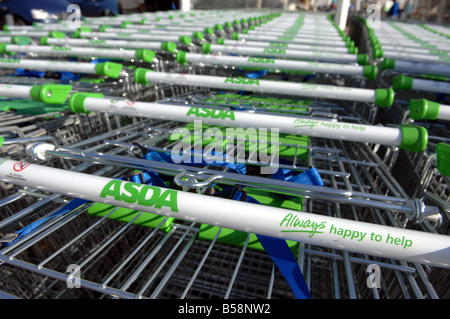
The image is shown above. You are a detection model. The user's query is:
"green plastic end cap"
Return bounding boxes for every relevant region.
[30,84,72,104]
[214,24,223,31]
[176,50,187,65]
[49,31,66,39]
[399,124,428,153]
[0,43,13,55]
[437,143,450,177]
[224,22,233,28]
[99,25,111,32]
[242,28,248,34]
[392,75,413,91]
[192,31,204,40]
[12,36,31,45]
[232,32,239,40]
[40,36,49,45]
[94,62,123,79]
[161,41,177,53]
[179,35,192,46]
[68,92,104,114]
[409,99,440,120]
[73,29,83,38]
[380,58,395,71]
[345,39,354,48]
[0,136,4,148]
[3,25,8,31]
[357,54,369,65]
[204,27,214,35]
[202,42,211,54]
[134,67,151,85]
[348,46,358,54]
[121,21,132,28]
[135,49,156,63]
[373,47,384,59]
[374,88,394,108]
[217,38,225,45]
[363,65,378,80]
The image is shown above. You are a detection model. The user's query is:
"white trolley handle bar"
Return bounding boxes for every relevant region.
[0,158,449,268]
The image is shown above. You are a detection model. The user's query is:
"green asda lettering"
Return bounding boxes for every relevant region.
[263,48,286,54]
[269,42,288,48]
[247,57,275,64]
[224,77,260,86]
[89,39,106,44]
[277,36,294,41]
[186,107,235,120]
[51,46,71,51]
[100,180,179,212]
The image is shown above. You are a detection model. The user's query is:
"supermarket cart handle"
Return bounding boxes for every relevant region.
[0,158,449,269]
[68,93,426,152]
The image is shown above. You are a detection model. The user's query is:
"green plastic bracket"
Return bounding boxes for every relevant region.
[398,124,428,153]
[133,68,152,84]
[0,43,13,55]
[357,54,369,65]
[363,65,378,80]
[135,49,155,63]
[380,58,395,71]
[409,99,440,120]
[30,84,72,104]
[176,50,187,65]
[202,42,211,54]
[68,92,104,114]
[11,36,31,45]
[94,62,123,79]
[161,41,177,53]
[49,31,66,39]
[392,75,413,91]
[374,88,394,107]
[436,143,450,177]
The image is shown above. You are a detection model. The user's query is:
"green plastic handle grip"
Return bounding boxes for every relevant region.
[409,99,440,120]
[69,92,104,113]
[392,75,413,91]
[399,124,428,153]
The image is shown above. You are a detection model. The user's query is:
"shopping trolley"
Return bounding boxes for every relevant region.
[0,10,448,301]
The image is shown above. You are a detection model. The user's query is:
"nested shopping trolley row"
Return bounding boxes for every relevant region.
[0,10,448,299]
